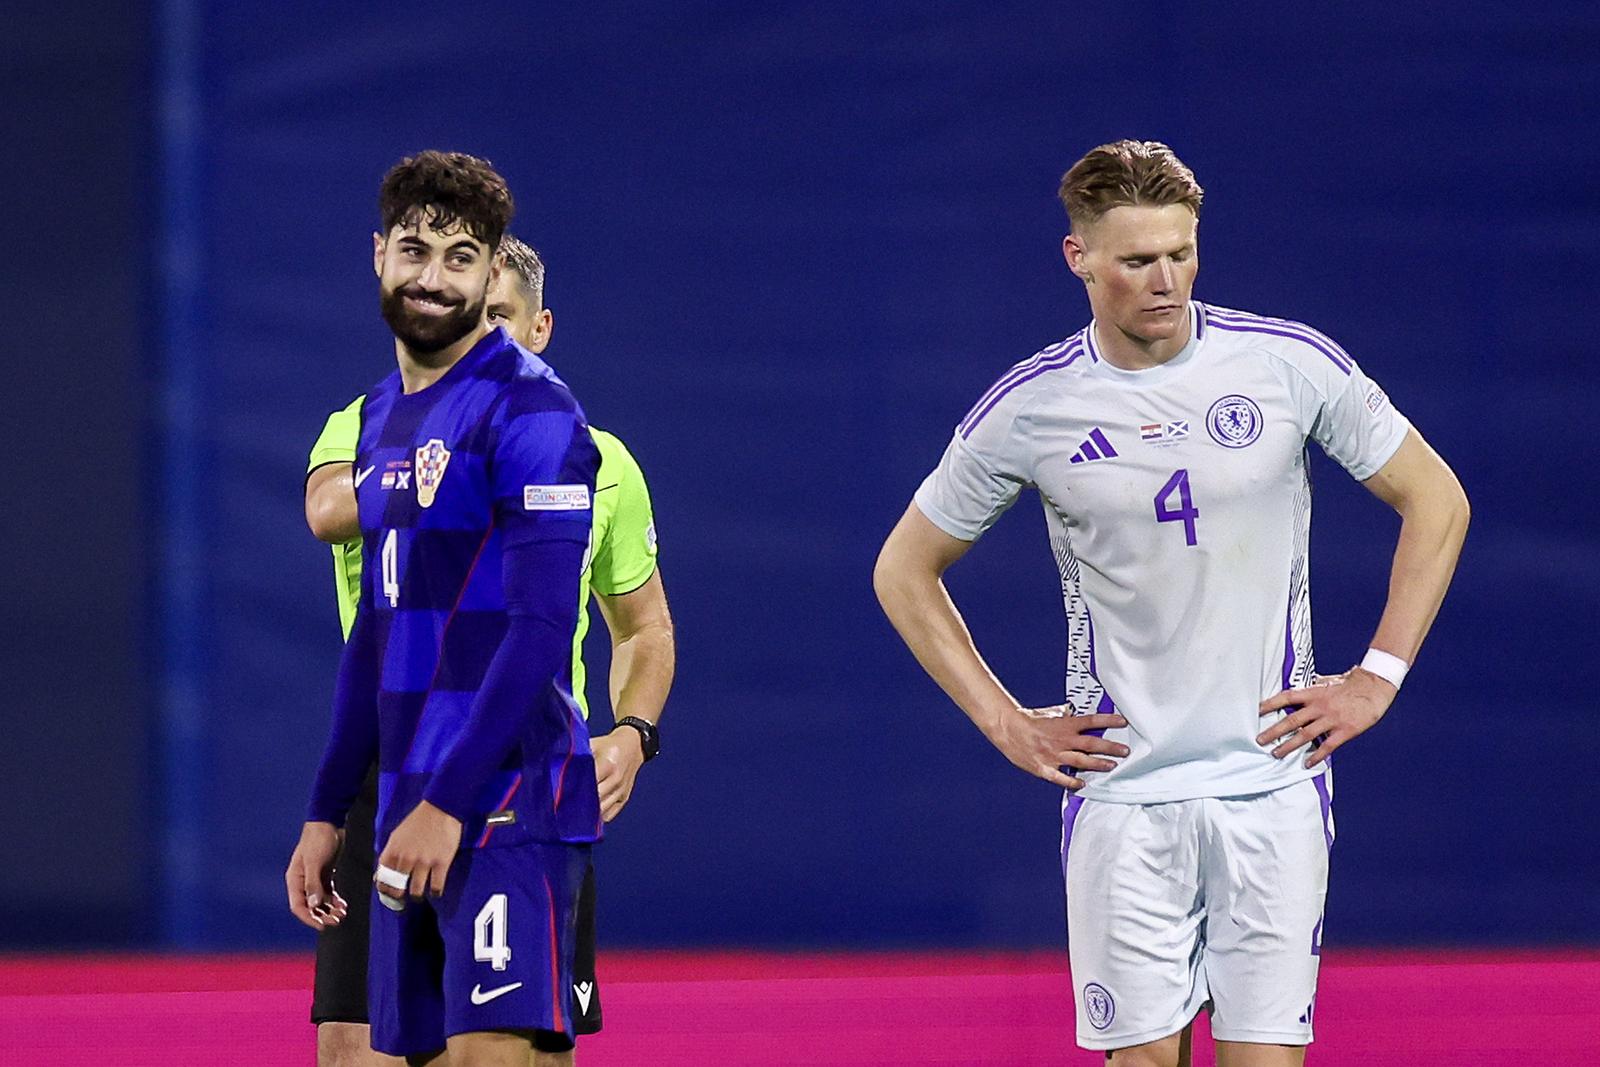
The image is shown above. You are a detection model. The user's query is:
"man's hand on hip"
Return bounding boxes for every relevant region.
[1258,668,1396,768]
[987,704,1129,790]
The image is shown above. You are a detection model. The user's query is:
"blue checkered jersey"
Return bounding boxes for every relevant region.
[306,327,603,849]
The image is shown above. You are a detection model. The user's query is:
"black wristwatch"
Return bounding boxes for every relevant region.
[615,716,660,762]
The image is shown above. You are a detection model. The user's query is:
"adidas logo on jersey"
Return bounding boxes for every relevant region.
[1068,428,1119,464]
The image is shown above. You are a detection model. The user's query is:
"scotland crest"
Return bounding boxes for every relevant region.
[1206,394,1264,449]
[1083,982,1115,1031]
[415,438,451,508]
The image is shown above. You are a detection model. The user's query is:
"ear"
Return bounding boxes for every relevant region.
[1062,234,1092,283]
[527,308,554,354]
[372,231,384,279]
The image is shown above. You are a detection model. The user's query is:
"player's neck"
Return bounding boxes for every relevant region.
[394,323,493,394]
[1093,307,1191,372]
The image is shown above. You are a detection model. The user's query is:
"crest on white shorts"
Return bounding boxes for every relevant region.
[1083,982,1115,1031]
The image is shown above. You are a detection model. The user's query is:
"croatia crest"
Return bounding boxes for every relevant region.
[414,438,451,508]
[1206,394,1264,449]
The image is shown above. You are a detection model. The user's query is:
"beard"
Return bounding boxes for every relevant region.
[379,282,487,356]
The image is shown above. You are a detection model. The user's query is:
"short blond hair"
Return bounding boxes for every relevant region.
[498,235,545,311]
[1058,140,1203,231]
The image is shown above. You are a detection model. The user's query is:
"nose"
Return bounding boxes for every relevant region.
[1153,257,1175,294]
[417,255,446,290]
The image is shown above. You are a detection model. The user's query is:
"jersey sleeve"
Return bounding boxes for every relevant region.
[306,561,380,825]
[588,432,659,596]
[307,395,364,473]
[486,391,601,550]
[912,384,1034,541]
[423,387,601,820]
[1280,332,1412,481]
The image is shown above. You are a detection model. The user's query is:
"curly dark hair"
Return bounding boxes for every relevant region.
[378,150,514,249]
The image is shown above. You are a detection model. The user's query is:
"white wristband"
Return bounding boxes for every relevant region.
[1359,648,1409,689]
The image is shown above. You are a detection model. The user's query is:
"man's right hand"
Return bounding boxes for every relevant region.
[286,821,348,930]
[986,706,1129,789]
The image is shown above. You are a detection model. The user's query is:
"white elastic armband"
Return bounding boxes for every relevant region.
[1359,648,1409,689]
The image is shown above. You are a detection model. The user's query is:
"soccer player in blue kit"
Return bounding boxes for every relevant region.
[874,141,1470,1066]
[286,150,602,1066]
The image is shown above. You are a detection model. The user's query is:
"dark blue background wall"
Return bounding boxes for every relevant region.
[7,6,152,947]
[10,1,1598,951]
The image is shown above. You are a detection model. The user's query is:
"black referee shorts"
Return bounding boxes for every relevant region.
[310,764,604,1038]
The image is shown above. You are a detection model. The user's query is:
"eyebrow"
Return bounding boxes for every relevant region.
[1121,244,1194,261]
[396,236,483,255]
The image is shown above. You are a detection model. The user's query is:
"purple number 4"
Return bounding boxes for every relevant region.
[1154,469,1199,546]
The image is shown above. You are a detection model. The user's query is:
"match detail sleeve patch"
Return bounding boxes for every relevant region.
[524,484,592,511]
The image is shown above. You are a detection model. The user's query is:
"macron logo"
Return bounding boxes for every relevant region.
[574,980,594,1014]
[524,484,591,511]
[470,981,523,1005]
[353,465,376,488]
[1068,427,1120,464]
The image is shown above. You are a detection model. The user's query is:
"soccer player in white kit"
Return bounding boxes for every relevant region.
[874,141,1469,1067]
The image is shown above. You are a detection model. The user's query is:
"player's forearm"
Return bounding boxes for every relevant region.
[599,574,675,724]
[425,536,587,819]
[873,556,1019,737]
[609,622,675,724]
[307,606,381,824]
[1367,467,1470,664]
[425,616,573,819]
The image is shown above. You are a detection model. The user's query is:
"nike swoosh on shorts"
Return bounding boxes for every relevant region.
[470,981,524,1005]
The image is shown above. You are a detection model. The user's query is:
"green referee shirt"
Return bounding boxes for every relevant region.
[306,396,659,719]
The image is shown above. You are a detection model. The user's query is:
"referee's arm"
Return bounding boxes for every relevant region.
[306,462,359,543]
[593,571,675,821]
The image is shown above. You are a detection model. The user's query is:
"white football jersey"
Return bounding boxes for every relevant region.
[914,301,1411,803]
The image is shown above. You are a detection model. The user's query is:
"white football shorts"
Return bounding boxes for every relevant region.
[1061,773,1334,1050]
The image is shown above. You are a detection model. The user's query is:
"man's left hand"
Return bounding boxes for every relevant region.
[594,729,645,823]
[375,801,462,902]
[1258,668,1397,767]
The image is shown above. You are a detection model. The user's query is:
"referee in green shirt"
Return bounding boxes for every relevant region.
[302,236,675,1067]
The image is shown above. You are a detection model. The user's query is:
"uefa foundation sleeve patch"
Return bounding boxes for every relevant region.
[524,484,592,511]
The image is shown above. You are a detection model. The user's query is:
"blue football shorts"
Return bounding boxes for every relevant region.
[368,840,591,1057]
